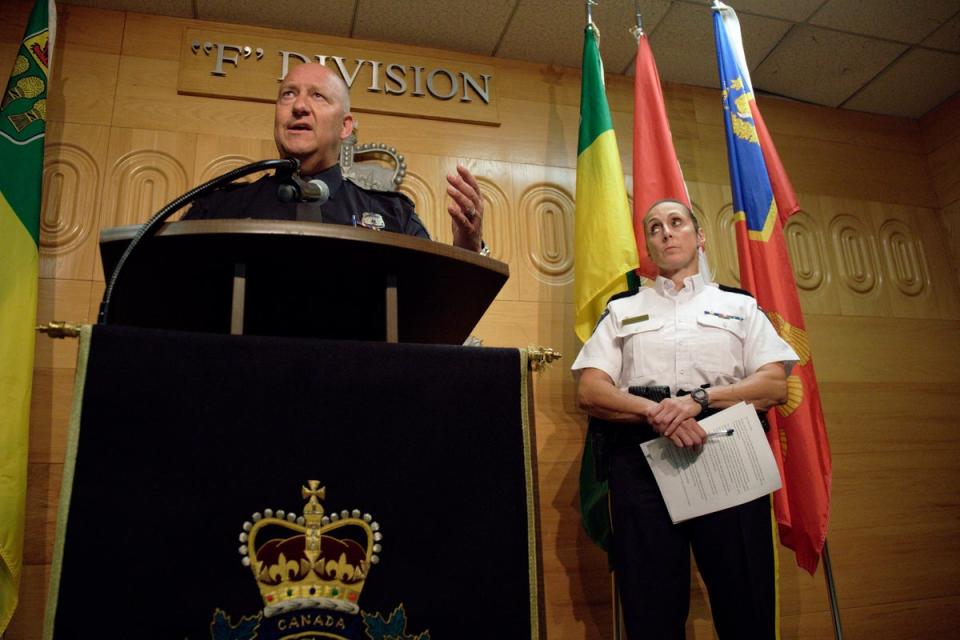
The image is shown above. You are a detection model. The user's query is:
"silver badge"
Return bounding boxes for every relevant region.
[360,212,386,230]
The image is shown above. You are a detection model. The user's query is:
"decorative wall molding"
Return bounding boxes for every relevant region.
[197,153,257,184]
[784,210,827,292]
[879,218,928,298]
[103,150,191,227]
[829,214,881,296]
[397,170,438,240]
[518,183,574,284]
[40,143,99,254]
[475,176,510,263]
[711,203,741,286]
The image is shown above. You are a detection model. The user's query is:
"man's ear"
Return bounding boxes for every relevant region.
[340,113,355,140]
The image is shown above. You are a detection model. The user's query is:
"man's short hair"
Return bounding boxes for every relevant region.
[330,70,351,114]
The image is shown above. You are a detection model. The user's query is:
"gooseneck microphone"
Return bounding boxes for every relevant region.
[98,158,302,325]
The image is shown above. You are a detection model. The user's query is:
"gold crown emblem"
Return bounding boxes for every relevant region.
[238,481,382,618]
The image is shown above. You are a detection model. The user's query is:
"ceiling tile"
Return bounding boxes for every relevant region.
[648,2,792,89]
[353,0,514,56]
[810,0,960,44]
[496,0,668,72]
[844,47,960,118]
[752,25,907,107]
[923,11,960,52]
[197,0,357,37]
[681,0,824,23]
[65,0,194,17]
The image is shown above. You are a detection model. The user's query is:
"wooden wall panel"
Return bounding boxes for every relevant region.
[113,55,279,137]
[395,151,442,233]
[28,367,75,467]
[44,4,124,127]
[99,127,197,229]
[831,596,960,640]
[5,565,49,640]
[10,4,960,639]
[866,202,954,319]
[941,200,960,284]
[927,131,960,207]
[21,463,62,567]
[192,133,275,186]
[784,204,844,316]
[510,164,576,304]
[920,93,960,290]
[806,316,960,384]
[39,121,111,281]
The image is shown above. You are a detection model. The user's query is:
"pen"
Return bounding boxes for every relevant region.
[705,429,735,440]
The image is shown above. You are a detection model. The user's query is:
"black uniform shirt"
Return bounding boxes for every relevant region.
[182,163,430,239]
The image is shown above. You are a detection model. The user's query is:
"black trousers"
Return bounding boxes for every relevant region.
[609,442,777,640]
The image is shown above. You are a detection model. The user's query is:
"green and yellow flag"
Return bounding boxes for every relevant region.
[574,23,638,342]
[574,23,637,551]
[0,0,54,632]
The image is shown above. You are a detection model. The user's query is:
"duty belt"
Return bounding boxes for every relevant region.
[588,385,769,482]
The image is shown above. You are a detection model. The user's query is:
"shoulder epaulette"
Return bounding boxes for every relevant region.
[606,286,643,305]
[589,287,644,334]
[718,283,754,298]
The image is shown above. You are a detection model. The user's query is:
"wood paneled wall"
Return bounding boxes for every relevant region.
[6,2,960,638]
[921,93,960,288]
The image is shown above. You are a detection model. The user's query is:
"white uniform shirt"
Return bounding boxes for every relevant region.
[571,274,798,395]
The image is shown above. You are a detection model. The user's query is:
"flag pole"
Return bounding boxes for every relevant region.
[630,0,643,39]
[822,539,843,638]
[710,0,841,634]
[586,0,597,25]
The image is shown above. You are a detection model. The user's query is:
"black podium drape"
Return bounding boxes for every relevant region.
[46,326,540,639]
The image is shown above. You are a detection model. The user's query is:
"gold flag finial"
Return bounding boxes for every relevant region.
[528,345,562,373]
[36,321,81,338]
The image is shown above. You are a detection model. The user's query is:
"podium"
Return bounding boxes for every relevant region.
[47,220,542,640]
[99,220,509,343]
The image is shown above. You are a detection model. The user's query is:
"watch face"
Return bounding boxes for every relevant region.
[693,388,708,406]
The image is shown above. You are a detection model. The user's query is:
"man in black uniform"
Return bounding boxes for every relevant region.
[184,63,486,253]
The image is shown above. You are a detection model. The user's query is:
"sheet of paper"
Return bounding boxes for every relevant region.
[640,401,782,524]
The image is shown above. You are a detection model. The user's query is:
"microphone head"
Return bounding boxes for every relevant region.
[304,179,330,205]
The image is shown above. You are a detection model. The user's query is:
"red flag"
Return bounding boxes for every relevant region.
[714,1,832,573]
[633,33,688,278]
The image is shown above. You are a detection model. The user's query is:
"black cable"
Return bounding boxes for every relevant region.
[97,157,299,324]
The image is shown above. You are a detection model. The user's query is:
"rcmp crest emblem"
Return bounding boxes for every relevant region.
[211,481,429,640]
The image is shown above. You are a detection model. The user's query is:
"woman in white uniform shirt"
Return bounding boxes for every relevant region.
[572,200,798,639]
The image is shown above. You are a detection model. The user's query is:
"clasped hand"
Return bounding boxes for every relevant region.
[644,396,707,448]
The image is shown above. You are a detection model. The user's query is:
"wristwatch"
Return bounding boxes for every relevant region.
[691,387,710,411]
